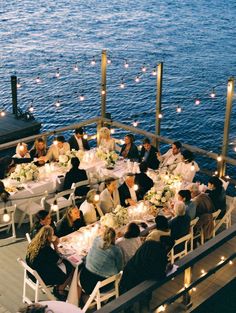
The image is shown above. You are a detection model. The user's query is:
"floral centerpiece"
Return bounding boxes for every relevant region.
[100,205,129,228]
[96,148,118,168]
[145,186,174,208]
[59,149,85,167]
[10,162,39,182]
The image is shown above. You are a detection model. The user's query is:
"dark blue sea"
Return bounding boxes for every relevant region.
[0,0,236,178]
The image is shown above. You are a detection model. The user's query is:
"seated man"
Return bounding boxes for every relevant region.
[118,173,139,207]
[135,162,154,199]
[140,138,159,170]
[43,136,70,162]
[189,183,215,217]
[158,141,182,172]
[68,127,90,151]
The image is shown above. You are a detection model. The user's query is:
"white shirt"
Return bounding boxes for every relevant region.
[116,237,141,265]
[74,135,84,151]
[99,138,116,152]
[159,149,182,172]
[173,161,200,182]
[13,153,31,159]
[80,200,97,225]
[100,188,120,214]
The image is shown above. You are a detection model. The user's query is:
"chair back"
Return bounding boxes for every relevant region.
[72,180,90,189]
[212,209,223,237]
[190,217,199,251]
[17,257,56,304]
[0,204,16,243]
[170,233,191,264]
[82,272,122,312]
[26,233,32,243]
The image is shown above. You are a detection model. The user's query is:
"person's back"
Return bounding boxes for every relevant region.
[194,193,214,217]
[169,214,190,240]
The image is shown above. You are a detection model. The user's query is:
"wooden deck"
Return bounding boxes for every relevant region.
[0,213,236,313]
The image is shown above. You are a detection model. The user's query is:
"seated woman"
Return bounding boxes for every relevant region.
[98,127,116,152]
[135,162,154,199]
[116,222,141,265]
[63,157,89,198]
[173,150,199,182]
[30,210,54,239]
[206,176,226,219]
[56,205,85,237]
[0,180,11,208]
[30,138,47,165]
[146,215,170,242]
[26,225,74,301]
[169,201,191,241]
[79,226,123,295]
[178,189,196,220]
[119,134,140,161]
[12,142,31,163]
[80,189,103,225]
[100,177,120,214]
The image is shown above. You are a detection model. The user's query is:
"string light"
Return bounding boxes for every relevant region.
[35,75,41,84]
[51,200,59,212]
[107,58,111,64]
[134,184,139,191]
[3,209,10,223]
[152,68,157,76]
[135,76,140,83]
[176,106,182,113]
[158,113,163,119]
[132,121,138,127]
[94,194,100,202]
[53,137,58,145]
[201,269,206,275]
[190,162,195,171]
[157,305,166,312]
[210,88,216,98]
[234,147,236,152]
[217,155,222,162]
[192,287,197,292]
[141,64,147,72]
[120,139,125,145]
[90,57,96,66]
[79,94,85,101]
[28,102,34,113]
[124,60,129,68]
[55,98,61,107]
[17,78,21,88]
[110,128,115,134]
[0,111,6,117]
[214,171,218,175]
[83,134,88,140]
[225,175,230,179]
[55,68,60,78]
[221,256,225,261]
[101,90,106,95]
[195,98,200,105]
[120,78,125,89]
[139,144,142,150]
[73,63,79,71]
[229,261,233,265]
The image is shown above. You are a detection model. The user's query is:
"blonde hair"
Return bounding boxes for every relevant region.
[99,127,111,140]
[26,226,53,262]
[16,142,28,155]
[34,138,47,151]
[101,226,116,249]
[86,189,97,203]
[174,201,186,216]
[65,205,79,226]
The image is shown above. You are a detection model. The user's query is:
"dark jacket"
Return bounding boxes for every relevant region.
[68,135,90,151]
[120,143,140,161]
[118,182,140,207]
[140,145,160,170]
[56,213,85,237]
[169,214,191,241]
[63,167,89,197]
[119,240,168,293]
[30,221,56,239]
[135,172,154,199]
[206,187,226,219]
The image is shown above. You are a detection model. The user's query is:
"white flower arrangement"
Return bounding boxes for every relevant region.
[59,149,85,167]
[96,148,118,167]
[145,186,174,207]
[100,205,129,228]
[10,162,39,182]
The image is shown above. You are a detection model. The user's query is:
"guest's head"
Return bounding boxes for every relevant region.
[16,142,28,157]
[27,225,54,261]
[160,235,175,253]
[102,226,116,249]
[124,222,140,239]
[35,210,51,226]
[0,156,14,179]
[189,183,200,198]
[18,303,48,313]
[65,205,81,225]
[155,215,169,231]
[174,201,186,216]
[86,189,99,204]
[208,176,223,191]
[99,127,111,140]
[182,150,194,163]
[125,173,135,188]
[0,181,6,194]
[75,127,84,138]
[34,138,46,152]
[105,177,117,193]
[71,157,80,169]
[124,134,135,145]
[178,189,192,203]
[172,141,182,155]
[139,161,148,173]
[56,136,65,149]
[0,180,10,202]
[143,138,151,151]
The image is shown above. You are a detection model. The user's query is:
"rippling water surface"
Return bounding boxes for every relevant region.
[0,0,236,174]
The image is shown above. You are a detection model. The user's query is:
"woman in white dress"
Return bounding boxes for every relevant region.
[100,177,120,214]
[173,150,199,182]
[98,127,116,152]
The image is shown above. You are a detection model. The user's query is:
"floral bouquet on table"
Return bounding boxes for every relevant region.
[100,205,129,229]
[10,162,39,182]
[96,148,119,168]
[144,186,174,208]
[58,149,85,167]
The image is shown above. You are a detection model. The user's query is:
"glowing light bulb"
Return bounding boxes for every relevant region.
[79,95,85,101]
[139,145,142,150]
[157,305,166,312]
[83,134,88,140]
[210,89,216,98]
[234,147,236,152]
[201,269,206,275]
[214,171,218,175]
[134,184,139,191]
[73,63,79,71]
[176,106,182,113]
[225,175,230,179]
[120,79,125,89]
[110,128,115,134]
[55,68,60,78]
[190,162,195,171]
[0,111,6,117]
[221,256,225,261]
[94,194,100,202]
[17,78,21,88]
[132,121,138,127]
[195,98,200,105]
[35,76,41,84]
[3,210,10,223]
[158,113,163,119]
[141,64,147,72]
[229,261,233,265]
[152,69,157,76]
[124,60,129,68]
[107,58,111,64]
[192,287,197,292]
[29,104,34,113]
[101,90,106,95]
[90,57,96,66]
[53,138,58,146]
[217,155,222,162]
[135,76,140,83]
[51,203,59,212]
[120,139,125,145]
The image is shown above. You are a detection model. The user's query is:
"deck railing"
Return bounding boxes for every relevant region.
[94,223,236,313]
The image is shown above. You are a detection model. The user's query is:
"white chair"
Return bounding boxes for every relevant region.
[17,199,43,229]
[212,209,222,237]
[82,272,122,312]
[72,180,90,202]
[214,196,236,233]
[169,233,191,264]
[45,189,75,222]
[17,257,56,304]
[189,217,199,251]
[0,204,16,244]
[26,232,32,243]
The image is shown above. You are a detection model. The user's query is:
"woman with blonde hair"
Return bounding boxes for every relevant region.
[30,138,47,165]
[26,225,74,301]
[98,127,116,152]
[79,226,123,294]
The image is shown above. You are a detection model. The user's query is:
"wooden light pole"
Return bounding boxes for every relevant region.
[155,62,163,148]
[11,75,18,117]
[219,77,235,177]
[101,49,107,123]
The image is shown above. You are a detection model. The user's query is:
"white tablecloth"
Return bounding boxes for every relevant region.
[39,300,82,313]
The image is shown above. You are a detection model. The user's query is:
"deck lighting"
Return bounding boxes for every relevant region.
[83,134,88,140]
[110,128,115,134]
[79,94,85,101]
[201,269,206,275]
[190,162,195,171]
[141,64,147,72]
[107,58,111,64]
[152,68,157,76]
[134,184,139,191]
[120,79,125,89]
[234,147,236,152]
[55,98,61,107]
[94,193,100,202]
[229,261,233,265]
[0,111,6,117]
[214,171,218,175]
[101,90,106,95]
[53,137,58,146]
[29,102,34,113]
[51,200,59,212]
[19,142,24,151]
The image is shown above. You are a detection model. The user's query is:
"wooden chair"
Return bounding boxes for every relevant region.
[212,209,222,237]
[82,272,122,312]
[214,196,236,233]
[169,233,191,264]
[17,257,56,304]
[0,204,16,244]
[189,217,199,251]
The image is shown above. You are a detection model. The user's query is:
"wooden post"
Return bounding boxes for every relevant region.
[219,77,235,177]
[155,62,163,148]
[101,49,107,123]
[182,267,192,309]
[11,75,18,117]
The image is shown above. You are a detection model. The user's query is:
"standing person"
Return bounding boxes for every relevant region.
[118,173,139,207]
[26,226,74,301]
[140,138,159,170]
[68,127,90,151]
[158,141,182,172]
[98,127,116,152]
[100,177,120,214]
[120,134,140,161]
[79,227,123,295]
[135,162,154,199]
[56,206,85,237]
[173,150,199,182]
[42,136,70,162]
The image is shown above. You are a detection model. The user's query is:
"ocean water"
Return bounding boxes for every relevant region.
[0,0,236,175]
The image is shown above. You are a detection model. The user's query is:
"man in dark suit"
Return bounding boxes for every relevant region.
[68,127,90,151]
[135,162,154,199]
[118,173,140,207]
[140,138,159,170]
